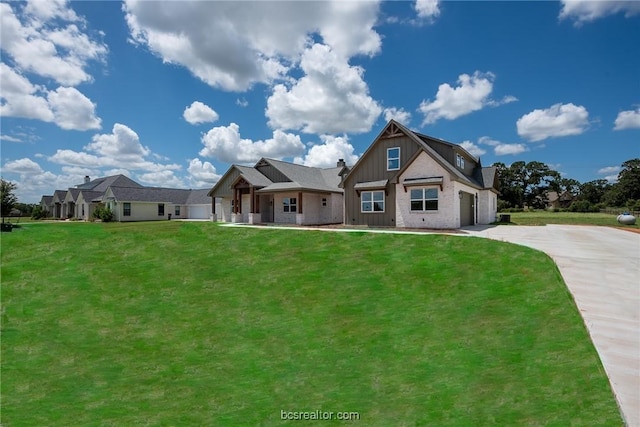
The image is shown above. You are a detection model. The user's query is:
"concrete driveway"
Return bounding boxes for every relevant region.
[465,224,640,427]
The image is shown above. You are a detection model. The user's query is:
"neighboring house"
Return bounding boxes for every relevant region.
[75,190,104,220]
[102,186,212,222]
[341,120,499,229]
[208,157,346,225]
[40,196,53,216]
[62,188,81,219]
[50,190,67,219]
[546,191,575,210]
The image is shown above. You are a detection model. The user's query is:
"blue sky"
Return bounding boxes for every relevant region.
[1,0,639,203]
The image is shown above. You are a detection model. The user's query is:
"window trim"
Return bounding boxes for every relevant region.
[283,197,297,213]
[361,190,385,213]
[456,153,465,169]
[158,203,165,216]
[175,205,181,216]
[387,147,400,171]
[410,188,439,212]
[123,202,131,216]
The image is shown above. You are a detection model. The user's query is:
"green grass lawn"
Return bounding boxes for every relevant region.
[499,211,638,229]
[1,222,622,426]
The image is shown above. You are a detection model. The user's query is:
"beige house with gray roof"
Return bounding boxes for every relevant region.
[208,158,346,225]
[341,120,499,229]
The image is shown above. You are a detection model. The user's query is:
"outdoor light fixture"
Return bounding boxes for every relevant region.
[458,191,463,199]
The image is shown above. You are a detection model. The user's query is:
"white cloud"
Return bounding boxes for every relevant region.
[383,107,412,126]
[516,103,590,142]
[2,157,44,174]
[494,143,529,156]
[183,101,219,125]
[459,141,486,158]
[597,166,621,175]
[199,123,306,164]
[187,158,221,188]
[614,107,640,130]
[559,0,640,25]
[49,123,180,174]
[266,43,381,134]
[137,170,184,188]
[0,1,107,86]
[478,136,528,156]
[0,135,23,143]
[415,0,440,21]
[0,63,101,131]
[124,0,381,92]
[418,71,514,125]
[294,135,359,168]
[47,86,101,130]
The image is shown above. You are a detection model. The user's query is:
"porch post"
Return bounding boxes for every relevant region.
[298,191,303,214]
[250,187,255,213]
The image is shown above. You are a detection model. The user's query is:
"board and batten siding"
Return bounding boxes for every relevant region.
[343,135,420,226]
[210,168,241,198]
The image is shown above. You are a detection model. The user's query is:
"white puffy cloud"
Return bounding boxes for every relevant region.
[418,71,515,125]
[49,123,180,174]
[199,123,306,164]
[124,0,381,91]
[415,0,440,21]
[187,158,221,188]
[266,43,382,134]
[478,136,528,156]
[559,0,640,25]
[137,170,184,188]
[597,166,621,175]
[1,64,101,130]
[516,103,590,142]
[47,86,101,130]
[2,157,44,174]
[0,1,107,86]
[294,135,359,168]
[494,143,529,156]
[183,101,219,125]
[459,141,486,158]
[383,107,412,126]
[614,107,640,130]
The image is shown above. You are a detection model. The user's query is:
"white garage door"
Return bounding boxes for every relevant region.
[189,205,209,219]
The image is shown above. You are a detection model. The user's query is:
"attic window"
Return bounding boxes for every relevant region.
[456,154,465,169]
[387,147,400,171]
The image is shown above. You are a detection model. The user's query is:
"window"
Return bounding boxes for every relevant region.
[158,203,165,216]
[410,188,438,211]
[123,202,131,216]
[283,197,297,213]
[387,147,400,170]
[175,205,181,216]
[456,153,465,169]
[322,198,327,207]
[361,191,385,212]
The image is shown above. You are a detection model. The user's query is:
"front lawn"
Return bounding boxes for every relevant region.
[499,210,638,228]
[1,222,622,425]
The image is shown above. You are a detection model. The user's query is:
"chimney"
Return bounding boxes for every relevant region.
[84,176,90,184]
[336,158,346,168]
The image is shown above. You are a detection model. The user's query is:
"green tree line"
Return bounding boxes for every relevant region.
[495,158,640,212]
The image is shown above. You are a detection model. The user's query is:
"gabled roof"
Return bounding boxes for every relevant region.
[75,175,143,192]
[235,165,273,187]
[256,158,343,193]
[106,186,192,204]
[40,195,53,205]
[52,190,67,203]
[343,120,495,191]
[64,188,82,202]
[186,189,211,205]
[77,190,104,203]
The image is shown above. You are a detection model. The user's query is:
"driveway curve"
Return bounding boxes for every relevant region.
[465,225,640,427]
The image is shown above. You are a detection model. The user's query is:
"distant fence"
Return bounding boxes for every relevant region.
[600,209,640,217]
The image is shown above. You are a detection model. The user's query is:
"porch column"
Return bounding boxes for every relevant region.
[298,191,303,214]
[250,187,255,213]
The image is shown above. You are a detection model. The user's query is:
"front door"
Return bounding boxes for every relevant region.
[261,195,274,222]
[460,192,475,227]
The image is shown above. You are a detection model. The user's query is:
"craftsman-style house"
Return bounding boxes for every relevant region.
[341,120,499,229]
[208,157,346,225]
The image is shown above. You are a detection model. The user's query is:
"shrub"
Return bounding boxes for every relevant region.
[568,200,599,213]
[92,205,114,222]
[31,205,47,220]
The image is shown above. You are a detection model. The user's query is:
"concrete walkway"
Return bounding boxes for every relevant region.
[464,225,640,427]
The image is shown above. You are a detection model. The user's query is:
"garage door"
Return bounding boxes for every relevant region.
[189,205,209,219]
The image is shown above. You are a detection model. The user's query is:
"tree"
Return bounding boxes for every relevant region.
[578,179,610,205]
[494,161,561,209]
[1,179,18,221]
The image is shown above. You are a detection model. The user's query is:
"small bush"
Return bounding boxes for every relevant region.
[92,205,114,222]
[31,205,47,220]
